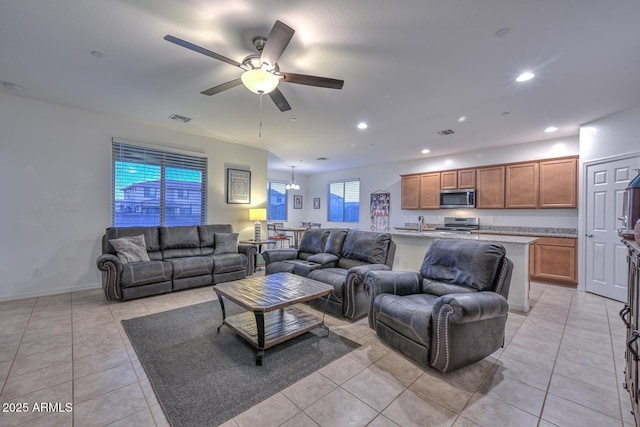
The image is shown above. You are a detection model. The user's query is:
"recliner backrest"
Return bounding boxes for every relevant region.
[420,239,506,292]
[104,226,163,261]
[297,228,331,259]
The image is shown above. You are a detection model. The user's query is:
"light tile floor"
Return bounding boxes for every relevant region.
[0,281,632,427]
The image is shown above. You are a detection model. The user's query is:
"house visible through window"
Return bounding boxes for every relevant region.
[112,141,207,227]
[267,180,287,221]
[328,179,360,222]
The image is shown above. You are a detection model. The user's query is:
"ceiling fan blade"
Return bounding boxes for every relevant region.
[200,78,243,96]
[164,35,242,68]
[280,72,344,89]
[268,88,292,112]
[259,20,295,68]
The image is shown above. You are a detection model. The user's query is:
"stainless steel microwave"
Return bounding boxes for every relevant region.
[440,189,476,208]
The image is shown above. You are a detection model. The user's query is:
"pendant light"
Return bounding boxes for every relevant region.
[285,166,300,190]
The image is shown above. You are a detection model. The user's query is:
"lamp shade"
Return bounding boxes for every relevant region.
[241,69,280,94]
[249,208,267,222]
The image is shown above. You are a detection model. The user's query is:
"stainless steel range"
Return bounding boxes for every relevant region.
[435,217,479,233]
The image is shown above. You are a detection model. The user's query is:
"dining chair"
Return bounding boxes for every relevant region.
[267,223,292,248]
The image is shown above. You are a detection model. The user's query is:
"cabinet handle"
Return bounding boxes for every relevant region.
[620,305,632,328]
[585,233,594,238]
[627,332,640,361]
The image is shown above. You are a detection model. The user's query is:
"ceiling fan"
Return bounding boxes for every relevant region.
[164,20,344,112]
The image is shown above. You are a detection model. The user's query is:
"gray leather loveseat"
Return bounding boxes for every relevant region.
[262,228,396,319]
[366,239,513,373]
[96,224,256,301]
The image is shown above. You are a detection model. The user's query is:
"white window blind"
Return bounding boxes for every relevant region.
[267,180,287,221]
[112,141,207,227]
[328,179,360,222]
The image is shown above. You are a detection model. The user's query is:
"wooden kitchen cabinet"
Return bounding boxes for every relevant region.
[458,169,476,189]
[440,171,457,190]
[506,162,539,208]
[476,166,505,208]
[401,174,420,209]
[539,157,578,208]
[530,237,577,285]
[419,172,441,209]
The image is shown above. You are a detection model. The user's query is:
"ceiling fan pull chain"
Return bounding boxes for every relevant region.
[259,93,263,138]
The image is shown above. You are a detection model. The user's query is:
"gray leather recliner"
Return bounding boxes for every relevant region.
[365,239,513,373]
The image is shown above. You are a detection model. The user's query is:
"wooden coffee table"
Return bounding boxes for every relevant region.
[213,272,334,365]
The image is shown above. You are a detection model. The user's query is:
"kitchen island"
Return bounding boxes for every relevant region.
[390,230,538,312]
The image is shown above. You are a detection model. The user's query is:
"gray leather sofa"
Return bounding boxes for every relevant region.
[263,228,396,319]
[365,239,513,373]
[96,224,256,301]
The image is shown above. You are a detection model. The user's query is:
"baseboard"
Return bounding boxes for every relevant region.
[0,282,102,302]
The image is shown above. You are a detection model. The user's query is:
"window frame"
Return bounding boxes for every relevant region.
[267,180,288,221]
[327,178,361,223]
[112,141,207,227]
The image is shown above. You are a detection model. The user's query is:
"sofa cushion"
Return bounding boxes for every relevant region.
[308,268,348,300]
[341,231,391,265]
[324,228,349,256]
[297,228,331,256]
[105,226,162,260]
[214,233,239,254]
[307,253,339,267]
[109,235,150,264]
[211,253,246,274]
[420,240,506,292]
[199,224,234,255]
[374,293,438,347]
[160,226,202,259]
[168,256,214,279]
[121,261,173,288]
[421,278,479,296]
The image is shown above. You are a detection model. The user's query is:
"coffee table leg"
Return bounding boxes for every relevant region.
[215,292,226,334]
[254,312,265,366]
[320,295,331,335]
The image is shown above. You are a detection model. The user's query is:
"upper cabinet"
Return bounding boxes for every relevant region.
[476,166,505,208]
[539,158,578,208]
[419,173,441,209]
[401,174,421,209]
[505,162,539,208]
[440,169,476,190]
[400,156,577,210]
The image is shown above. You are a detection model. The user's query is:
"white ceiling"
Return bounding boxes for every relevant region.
[1,0,639,174]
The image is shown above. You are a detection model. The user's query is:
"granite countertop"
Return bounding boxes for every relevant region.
[391,230,538,245]
[394,225,578,239]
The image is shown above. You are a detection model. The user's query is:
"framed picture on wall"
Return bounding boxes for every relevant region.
[313,197,320,209]
[293,195,303,209]
[227,168,251,204]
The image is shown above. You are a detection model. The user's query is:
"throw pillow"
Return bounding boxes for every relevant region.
[109,235,151,264]
[214,233,239,255]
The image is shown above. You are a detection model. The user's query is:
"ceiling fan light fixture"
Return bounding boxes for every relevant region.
[241,69,280,94]
[285,165,300,190]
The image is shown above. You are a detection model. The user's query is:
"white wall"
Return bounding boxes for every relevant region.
[293,136,580,231]
[0,93,268,301]
[577,104,640,290]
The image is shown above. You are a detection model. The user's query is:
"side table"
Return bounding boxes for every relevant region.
[240,240,277,272]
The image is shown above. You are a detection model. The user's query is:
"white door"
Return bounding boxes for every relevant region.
[585,156,640,301]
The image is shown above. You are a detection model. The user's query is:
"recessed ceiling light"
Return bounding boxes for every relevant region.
[290,117,297,122]
[421,149,431,154]
[544,126,558,133]
[357,122,368,130]
[457,116,467,123]
[516,72,535,82]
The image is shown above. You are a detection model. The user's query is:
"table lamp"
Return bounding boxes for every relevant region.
[249,208,267,241]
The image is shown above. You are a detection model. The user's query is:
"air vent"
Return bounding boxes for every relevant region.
[169,113,192,123]
[437,129,455,136]
[316,157,329,161]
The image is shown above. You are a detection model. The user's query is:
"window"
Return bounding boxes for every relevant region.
[112,141,207,227]
[267,180,287,221]
[328,179,360,222]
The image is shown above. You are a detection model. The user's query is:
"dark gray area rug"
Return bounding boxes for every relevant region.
[122,300,360,427]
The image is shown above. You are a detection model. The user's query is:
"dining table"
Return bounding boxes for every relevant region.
[275,226,308,248]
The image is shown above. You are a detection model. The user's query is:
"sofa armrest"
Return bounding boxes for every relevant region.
[96,254,123,300]
[342,264,391,319]
[365,270,421,328]
[262,249,298,265]
[432,292,509,325]
[238,244,258,275]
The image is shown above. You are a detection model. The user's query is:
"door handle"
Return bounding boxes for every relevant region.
[620,305,632,328]
[585,233,594,238]
[627,332,640,361]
